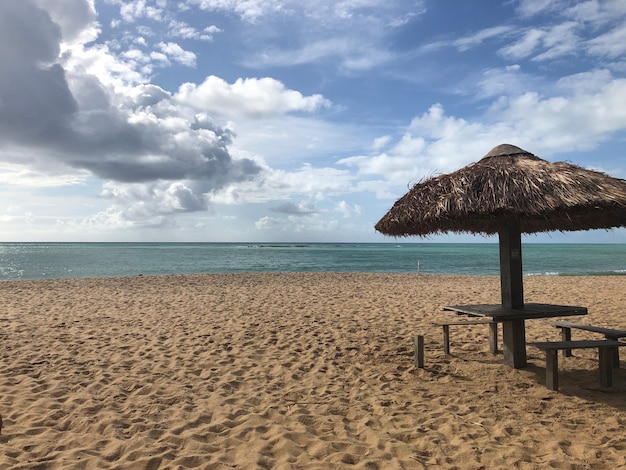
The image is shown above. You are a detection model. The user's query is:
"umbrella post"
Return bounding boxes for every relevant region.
[498,224,524,309]
[499,223,527,368]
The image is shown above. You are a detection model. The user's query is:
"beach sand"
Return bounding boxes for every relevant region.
[1,273,625,469]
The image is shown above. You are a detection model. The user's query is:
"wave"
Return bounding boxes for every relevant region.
[526,270,626,276]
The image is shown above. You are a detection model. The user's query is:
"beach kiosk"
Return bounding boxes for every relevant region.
[375,144,626,368]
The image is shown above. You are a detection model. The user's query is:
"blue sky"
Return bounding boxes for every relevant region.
[1,0,625,243]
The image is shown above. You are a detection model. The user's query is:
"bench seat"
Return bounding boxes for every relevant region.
[433,319,498,355]
[552,321,626,365]
[552,321,626,338]
[528,340,626,391]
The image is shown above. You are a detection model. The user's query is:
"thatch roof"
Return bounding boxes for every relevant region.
[375,144,626,236]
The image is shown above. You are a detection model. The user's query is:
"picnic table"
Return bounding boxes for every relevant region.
[443,303,588,368]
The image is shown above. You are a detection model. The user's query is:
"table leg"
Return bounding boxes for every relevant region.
[560,327,572,357]
[599,347,613,387]
[606,335,620,369]
[488,322,498,354]
[414,335,425,368]
[546,349,559,391]
[502,319,527,368]
[442,325,450,355]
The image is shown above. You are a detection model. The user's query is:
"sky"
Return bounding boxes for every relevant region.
[1,0,625,243]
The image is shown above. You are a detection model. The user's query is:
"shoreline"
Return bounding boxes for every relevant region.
[2,270,626,284]
[1,273,625,468]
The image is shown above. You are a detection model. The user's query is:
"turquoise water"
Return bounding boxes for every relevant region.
[0,243,625,281]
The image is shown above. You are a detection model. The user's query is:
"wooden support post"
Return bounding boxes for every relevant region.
[502,319,527,368]
[606,337,620,368]
[560,326,572,357]
[488,323,498,354]
[442,325,450,355]
[498,224,524,310]
[414,335,425,368]
[599,347,613,387]
[545,349,559,391]
[499,224,526,368]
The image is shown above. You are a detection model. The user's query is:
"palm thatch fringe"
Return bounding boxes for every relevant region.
[375,144,626,236]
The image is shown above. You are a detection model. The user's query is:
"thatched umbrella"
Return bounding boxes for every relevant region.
[375,144,626,308]
[376,143,626,238]
[375,143,626,309]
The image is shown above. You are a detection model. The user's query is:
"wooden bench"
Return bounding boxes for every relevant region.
[433,320,498,355]
[528,340,626,391]
[552,321,626,367]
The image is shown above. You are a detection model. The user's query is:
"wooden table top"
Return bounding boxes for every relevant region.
[443,303,588,321]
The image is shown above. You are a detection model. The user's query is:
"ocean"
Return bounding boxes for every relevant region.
[0,242,625,281]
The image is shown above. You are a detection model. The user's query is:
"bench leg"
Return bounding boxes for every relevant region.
[599,347,614,387]
[546,349,559,391]
[442,325,450,355]
[414,335,425,368]
[606,335,620,368]
[560,327,572,357]
[488,323,498,354]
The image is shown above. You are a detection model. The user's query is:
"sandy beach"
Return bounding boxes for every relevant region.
[1,273,625,469]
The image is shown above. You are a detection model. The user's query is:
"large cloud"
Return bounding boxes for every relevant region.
[339,67,626,188]
[0,0,269,220]
[0,0,78,143]
[32,0,97,43]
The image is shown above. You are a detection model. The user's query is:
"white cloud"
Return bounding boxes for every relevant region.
[490,78,626,149]
[157,41,197,67]
[167,20,221,40]
[228,1,426,70]
[371,135,392,152]
[424,1,626,67]
[32,0,97,44]
[255,215,282,230]
[116,0,165,23]
[270,201,318,216]
[472,65,535,100]
[76,205,174,230]
[564,0,626,26]
[498,28,544,60]
[149,51,170,66]
[453,26,513,51]
[515,0,563,18]
[247,37,395,70]
[188,0,416,24]
[0,162,90,187]
[254,214,340,235]
[420,25,516,56]
[499,22,580,61]
[188,0,285,23]
[101,180,209,216]
[339,69,626,192]
[532,21,579,61]
[175,76,331,118]
[555,69,614,94]
[335,200,361,218]
[587,23,626,58]
[211,163,361,207]
[122,48,149,62]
